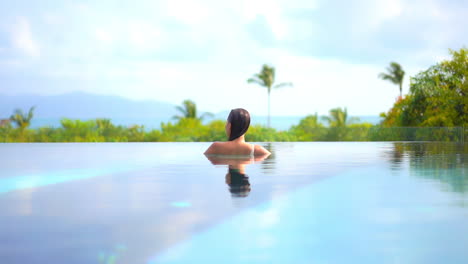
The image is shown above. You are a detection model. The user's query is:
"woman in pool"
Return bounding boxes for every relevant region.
[204,108,271,156]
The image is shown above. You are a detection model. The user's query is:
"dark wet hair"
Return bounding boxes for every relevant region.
[227,108,250,141]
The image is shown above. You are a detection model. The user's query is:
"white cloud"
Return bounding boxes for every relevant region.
[262,51,405,116]
[2,0,466,117]
[126,21,163,52]
[9,17,40,57]
[94,28,114,45]
[373,0,403,26]
[85,52,403,116]
[281,0,319,10]
[42,13,62,25]
[404,0,448,21]
[239,0,287,40]
[164,0,211,25]
[347,0,403,36]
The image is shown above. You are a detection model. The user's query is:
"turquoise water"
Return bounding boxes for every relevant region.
[0,142,467,263]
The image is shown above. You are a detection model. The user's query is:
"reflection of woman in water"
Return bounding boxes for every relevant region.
[204,108,270,156]
[226,165,251,197]
[205,155,269,198]
[205,108,270,197]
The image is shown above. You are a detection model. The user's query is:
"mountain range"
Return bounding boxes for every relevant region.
[0,92,179,119]
[0,92,381,130]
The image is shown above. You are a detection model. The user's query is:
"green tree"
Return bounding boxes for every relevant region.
[289,114,325,141]
[247,64,292,128]
[379,62,405,97]
[161,118,206,141]
[382,48,468,127]
[322,107,357,127]
[10,106,35,130]
[322,107,359,141]
[60,119,102,142]
[173,100,213,121]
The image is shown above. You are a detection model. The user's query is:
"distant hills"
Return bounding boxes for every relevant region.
[0,92,179,119]
[0,92,381,130]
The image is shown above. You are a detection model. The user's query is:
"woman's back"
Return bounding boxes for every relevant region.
[205,141,270,156]
[203,108,271,157]
[207,141,254,156]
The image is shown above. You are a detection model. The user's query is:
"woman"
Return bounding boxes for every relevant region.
[204,108,271,156]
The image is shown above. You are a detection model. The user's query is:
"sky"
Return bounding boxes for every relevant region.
[0,0,467,116]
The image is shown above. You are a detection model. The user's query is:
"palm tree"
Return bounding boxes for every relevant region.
[379,62,405,97]
[173,100,213,121]
[247,64,292,128]
[322,107,358,127]
[10,106,35,130]
[322,107,359,141]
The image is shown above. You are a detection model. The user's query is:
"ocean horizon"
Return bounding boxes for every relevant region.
[29,115,382,131]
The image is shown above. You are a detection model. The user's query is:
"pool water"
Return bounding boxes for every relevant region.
[0,142,467,264]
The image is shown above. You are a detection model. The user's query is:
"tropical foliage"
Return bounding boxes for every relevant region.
[10,106,35,130]
[2,49,467,143]
[173,99,213,121]
[381,48,468,127]
[1,114,463,143]
[379,62,405,97]
[289,114,325,141]
[247,64,292,128]
[322,107,358,127]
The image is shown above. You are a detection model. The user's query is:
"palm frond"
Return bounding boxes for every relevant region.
[380,62,405,87]
[27,106,36,122]
[321,116,332,123]
[9,107,35,129]
[13,109,24,117]
[175,106,187,116]
[199,112,214,121]
[172,115,183,120]
[248,77,266,86]
[379,73,392,80]
[274,82,293,89]
[379,73,398,84]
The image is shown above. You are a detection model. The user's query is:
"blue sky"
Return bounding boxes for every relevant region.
[0,0,467,116]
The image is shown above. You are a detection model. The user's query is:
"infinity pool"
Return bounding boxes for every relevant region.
[0,142,467,263]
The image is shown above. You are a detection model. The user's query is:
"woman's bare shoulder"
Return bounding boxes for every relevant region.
[204,142,218,155]
[204,141,231,155]
[254,144,271,156]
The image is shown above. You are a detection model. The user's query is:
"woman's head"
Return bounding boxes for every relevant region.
[226,108,250,141]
